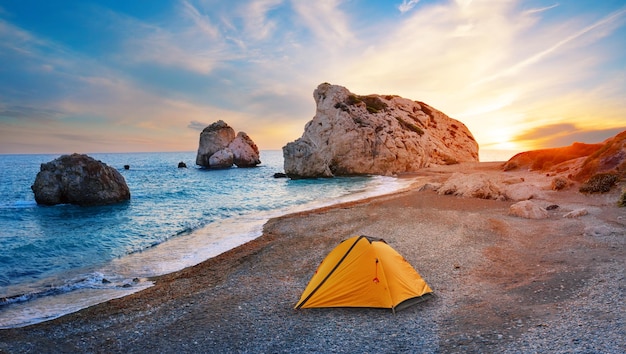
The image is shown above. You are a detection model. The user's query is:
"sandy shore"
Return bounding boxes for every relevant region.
[1,162,624,353]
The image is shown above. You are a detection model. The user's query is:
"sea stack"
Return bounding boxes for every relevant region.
[282,83,479,178]
[196,120,261,169]
[31,153,131,206]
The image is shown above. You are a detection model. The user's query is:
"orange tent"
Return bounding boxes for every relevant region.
[295,235,432,312]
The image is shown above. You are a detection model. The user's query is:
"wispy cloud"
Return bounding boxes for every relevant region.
[473,6,626,87]
[514,123,625,147]
[522,3,559,16]
[242,0,284,40]
[181,0,220,39]
[398,0,420,14]
[290,0,354,46]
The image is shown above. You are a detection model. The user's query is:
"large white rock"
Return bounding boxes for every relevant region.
[283,83,479,178]
[196,120,236,168]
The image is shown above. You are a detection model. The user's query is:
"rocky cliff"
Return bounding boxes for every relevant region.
[196,120,260,169]
[283,83,478,178]
[504,130,626,182]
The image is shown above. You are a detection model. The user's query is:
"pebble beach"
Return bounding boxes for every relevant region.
[1,162,624,353]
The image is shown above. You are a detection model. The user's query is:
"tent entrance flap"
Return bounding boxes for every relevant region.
[295,235,433,312]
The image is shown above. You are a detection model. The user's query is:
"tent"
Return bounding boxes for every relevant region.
[295,235,433,313]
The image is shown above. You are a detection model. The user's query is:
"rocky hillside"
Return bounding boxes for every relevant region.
[504,130,626,182]
[283,83,478,178]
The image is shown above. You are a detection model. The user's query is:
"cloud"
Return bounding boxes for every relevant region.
[514,124,625,148]
[181,0,220,39]
[242,0,284,40]
[473,6,626,87]
[522,3,559,16]
[0,106,63,121]
[398,0,420,14]
[188,120,209,131]
[515,123,578,141]
[290,0,354,46]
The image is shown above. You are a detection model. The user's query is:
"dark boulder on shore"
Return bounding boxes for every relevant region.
[31,153,131,206]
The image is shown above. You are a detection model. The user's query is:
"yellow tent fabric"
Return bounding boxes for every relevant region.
[295,235,432,312]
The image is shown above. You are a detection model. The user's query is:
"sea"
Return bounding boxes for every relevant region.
[0,149,515,328]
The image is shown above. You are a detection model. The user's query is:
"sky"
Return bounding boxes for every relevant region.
[1,0,625,155]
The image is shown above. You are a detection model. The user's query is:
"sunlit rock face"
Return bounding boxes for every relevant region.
[31,153,130,206]
[503,130,626,182]
[230,132,261,168]
[283,83,479,179]
[196,120,260,169]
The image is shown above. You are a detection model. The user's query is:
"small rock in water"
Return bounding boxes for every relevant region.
[178,161,187,168]
[124,165,130,170]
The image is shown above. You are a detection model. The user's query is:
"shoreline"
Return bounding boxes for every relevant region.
[1,162,624,353]
[0,174,414,329]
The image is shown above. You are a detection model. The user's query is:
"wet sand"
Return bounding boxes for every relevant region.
[1,162,624,353]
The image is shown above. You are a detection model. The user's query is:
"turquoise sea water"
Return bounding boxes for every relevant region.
[0,150,417,328]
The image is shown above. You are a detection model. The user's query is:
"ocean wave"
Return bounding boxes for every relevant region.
[0,272,148,307]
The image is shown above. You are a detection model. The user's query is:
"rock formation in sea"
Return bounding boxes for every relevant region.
[196,120,261,169]
[31,153,130,206]
[282,83,478,178]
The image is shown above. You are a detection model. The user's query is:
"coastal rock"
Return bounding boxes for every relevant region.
[438,173,503,200]
[503,142,602,172]
[283,83,478,178]
[195,120,261,169]
[503,130,626,183]
[208,148,234,169]
[508,200,549,219]
[575,130,626,181]
[433,169,547,201]
[229,132,261,168]
[31,153,130,206]
[196,120,236,168]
